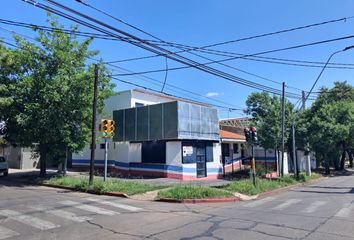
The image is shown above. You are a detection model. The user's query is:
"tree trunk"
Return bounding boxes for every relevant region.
[340,150,346,170]
[339,142,346,170]
[39,144,47,178]
[323,155,332,174]
[348,151,353,168]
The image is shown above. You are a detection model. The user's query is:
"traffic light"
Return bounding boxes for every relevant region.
[251,127,258,143]
[101,119,109,137]
[108,120,115,138]
[244,127,251,142]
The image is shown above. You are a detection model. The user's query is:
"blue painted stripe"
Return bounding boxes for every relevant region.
[72,159,223,174]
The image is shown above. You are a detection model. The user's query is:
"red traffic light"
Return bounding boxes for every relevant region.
[244,127,250,133]
[251,127,257,133]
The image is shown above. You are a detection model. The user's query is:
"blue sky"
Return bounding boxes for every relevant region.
[1,0,354,118]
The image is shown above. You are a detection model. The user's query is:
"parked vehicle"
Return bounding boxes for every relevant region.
[0,156,9,176]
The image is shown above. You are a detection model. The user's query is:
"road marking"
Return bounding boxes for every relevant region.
[335,203,354,218]
[244,197,276,207]
[85,197,142,211]
[59,200,118,216]
[32,206,92,223]
[302,201,327,213]
[0,209,60,230]
[272,199,302,210]
[0,226,20,240]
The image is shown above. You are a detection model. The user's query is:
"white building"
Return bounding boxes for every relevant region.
[72,89,223,180]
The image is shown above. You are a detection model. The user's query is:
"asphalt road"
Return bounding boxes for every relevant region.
[0,172,353,240]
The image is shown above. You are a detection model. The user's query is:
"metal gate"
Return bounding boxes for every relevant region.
[196,146,207,178]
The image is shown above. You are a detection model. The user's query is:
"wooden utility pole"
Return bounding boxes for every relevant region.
[89,64,99,185]
[302,91,306,110]
[281,82,285,176]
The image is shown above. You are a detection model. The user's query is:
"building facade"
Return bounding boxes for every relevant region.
[72,89,224,180]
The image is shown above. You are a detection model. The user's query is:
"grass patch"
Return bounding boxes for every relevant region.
[45,176,163,195]
[221,173,322,196]
[158,185,234,200]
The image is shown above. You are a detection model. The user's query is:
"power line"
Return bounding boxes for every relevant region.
[0,29,244,110]
[111,34,354,77]
[4,25,245,109]
[2,17,353,70]
[72,1,354,62]
[0,18,290,89]
[23,0,309,99]
[0,38,244,111]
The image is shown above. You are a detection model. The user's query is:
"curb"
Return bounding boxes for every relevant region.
[40,183,128,198]
[156,197,241,204]
[257,176,326,199]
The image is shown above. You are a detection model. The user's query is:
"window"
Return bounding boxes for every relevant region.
[182,141,214,164]
[135,102,144,107]
[0,157,5,162]
[241,144,245,158]
[221,143,230,157]
[233,144,239,154]
[100,144,105,149]
[142,141,166,164]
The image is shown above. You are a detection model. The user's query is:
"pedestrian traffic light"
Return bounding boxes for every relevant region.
[251,127,258,143]
[244,127,251,142]
[108,120,115,137]
[101,119,109,137]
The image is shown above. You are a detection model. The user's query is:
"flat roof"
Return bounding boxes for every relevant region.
[117,88,212,108]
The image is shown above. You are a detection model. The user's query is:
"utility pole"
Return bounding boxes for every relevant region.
[281,82,285,176]
[89,64,99,185]
[302,91,306,110]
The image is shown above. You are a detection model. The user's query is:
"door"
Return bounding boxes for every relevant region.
[196,146,206,178]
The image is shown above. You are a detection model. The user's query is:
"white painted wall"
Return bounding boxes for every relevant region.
[166,141,182,166]
[213,142,222,164]
[131,90,173,107]
[128,143,142,163]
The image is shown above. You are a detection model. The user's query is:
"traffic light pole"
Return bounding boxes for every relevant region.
[104,138,108,182]
[251,143,256,186]
[89,64,99,186]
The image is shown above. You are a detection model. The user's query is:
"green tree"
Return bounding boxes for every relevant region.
[299,82,354,173]
[245,92,294,152]
[1,16,115,177]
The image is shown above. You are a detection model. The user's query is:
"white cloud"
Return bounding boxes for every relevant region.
[205,92,220,97]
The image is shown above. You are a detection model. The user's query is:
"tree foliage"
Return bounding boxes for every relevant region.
[245,92,294,151]
[0,15,115,176]
[298,81,354,172]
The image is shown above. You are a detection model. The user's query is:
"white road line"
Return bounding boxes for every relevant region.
[32,206,92,223]
[85,198,142,211]
[0,209,60,230]
[0,226,20,240]
[272,199,302,210]
[302,201,327,213]
[244,197,276,207]
[59,200,118,216]
[335,203,354,218]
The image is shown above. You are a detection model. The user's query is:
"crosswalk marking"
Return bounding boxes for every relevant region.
[244,197,276,207]
[0,209,60,230]
[0,226,20,240]
[32,206,92,223]
[272,199,302,210]
[335,203,354,218]
[85,197,142,212]
[59,200,118,216]
[302,201,327,213]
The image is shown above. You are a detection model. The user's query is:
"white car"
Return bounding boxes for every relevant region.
[0,156,9,176]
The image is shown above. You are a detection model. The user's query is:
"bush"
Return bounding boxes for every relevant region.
[158,185,233,199]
